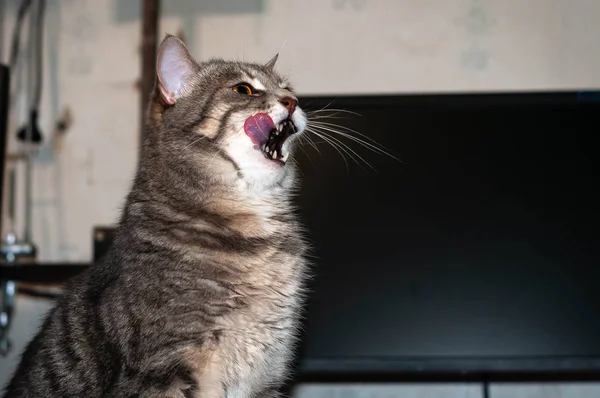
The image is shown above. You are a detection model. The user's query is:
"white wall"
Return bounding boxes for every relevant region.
[187,0,600,95]
[2,0,600,393]
[8,0,600,262]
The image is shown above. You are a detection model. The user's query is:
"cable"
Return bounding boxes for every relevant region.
[17,0,44,144]
[32,0,45,112]
[9,0,32,69]
[0,0,5,61]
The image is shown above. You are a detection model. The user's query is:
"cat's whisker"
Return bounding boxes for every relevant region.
[306,114,352,120]
[308,122,399,161]
[299,130,321,155]
[309,126,396,160]
[310,99,339,114]
[309,120,380,146]
[306,106,397,164]
[207,146,226,170]
[183,135,209,151]
[308,128,376,171]
[306,108,362,117]
[294,145,312,176]
[298,134,322,173]
[309,120,385,147]
[305,128,351,171]
[306,127,376,171]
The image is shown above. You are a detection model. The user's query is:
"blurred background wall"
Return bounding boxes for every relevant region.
[1,0,600,395]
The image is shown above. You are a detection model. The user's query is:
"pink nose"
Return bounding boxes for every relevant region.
[279,96,297,116]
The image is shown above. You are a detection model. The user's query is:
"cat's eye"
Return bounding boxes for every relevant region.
[232,84,255,96]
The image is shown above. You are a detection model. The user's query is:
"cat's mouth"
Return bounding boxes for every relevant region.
[260,119,296,164]
[244,113,297,165]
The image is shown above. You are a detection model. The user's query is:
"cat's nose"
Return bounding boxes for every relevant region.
[279,96,297,116]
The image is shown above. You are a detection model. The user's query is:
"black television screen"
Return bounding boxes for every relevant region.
[293,92,600,376]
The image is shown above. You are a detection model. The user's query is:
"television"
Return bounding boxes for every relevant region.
[292,92,600,379]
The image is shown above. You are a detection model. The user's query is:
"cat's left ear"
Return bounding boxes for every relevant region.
[156,34,197,105]
[265,53,279,71]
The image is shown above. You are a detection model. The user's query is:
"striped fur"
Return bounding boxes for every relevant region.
[3,35,309,398]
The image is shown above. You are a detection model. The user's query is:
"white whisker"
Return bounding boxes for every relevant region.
[306,128,351,171]
[311,99,339,113]
[308,128,376,171]
[306,128,377,170]
[296,137,317,173]
[309,120,381,146]
[183,135,209,151]
[308,122,399,161]
[307,108,362,117]
[305,114,353,120]
[301,131,321,155]
[207,146,226,170]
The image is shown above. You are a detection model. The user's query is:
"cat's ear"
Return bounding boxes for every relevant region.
[265,53,279,71]
[156,34,196,105]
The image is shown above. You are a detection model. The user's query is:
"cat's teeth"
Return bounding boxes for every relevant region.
[271,152,277,159]
[282,153,289,163]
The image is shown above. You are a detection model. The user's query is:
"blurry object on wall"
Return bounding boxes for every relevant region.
[0,0,47,356]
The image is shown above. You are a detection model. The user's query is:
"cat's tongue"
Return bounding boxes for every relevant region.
[244,113,275,147]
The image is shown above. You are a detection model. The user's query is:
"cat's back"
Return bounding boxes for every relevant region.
[2,236,236,397]
[2,259,125,397]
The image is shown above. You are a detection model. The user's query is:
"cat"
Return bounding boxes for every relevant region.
[3,34,309,398]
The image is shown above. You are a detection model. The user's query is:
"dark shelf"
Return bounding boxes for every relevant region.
[1,263,90,284]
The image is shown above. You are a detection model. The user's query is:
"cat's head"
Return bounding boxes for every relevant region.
[148,34,306,190]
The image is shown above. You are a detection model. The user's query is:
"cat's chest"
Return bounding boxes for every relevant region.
[221,288,300,360]
[218,283,302,395]
[192,237,307,396]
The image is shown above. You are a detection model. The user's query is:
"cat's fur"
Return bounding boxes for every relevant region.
[3,35,309,397]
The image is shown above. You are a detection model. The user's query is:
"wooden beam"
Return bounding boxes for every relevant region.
[0,65,9,235]
[140,0,159,151]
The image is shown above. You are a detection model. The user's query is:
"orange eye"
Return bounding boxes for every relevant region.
[232,84,254,96]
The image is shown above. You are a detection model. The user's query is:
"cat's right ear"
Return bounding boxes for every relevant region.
[265,53,279,71]
[156,34,196,105]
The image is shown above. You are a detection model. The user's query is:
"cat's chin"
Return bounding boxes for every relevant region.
[253,145,289,166]
[223,139,292,188]
[247,149,288,172]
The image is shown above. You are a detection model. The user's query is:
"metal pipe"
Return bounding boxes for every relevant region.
[23,0,37,243]
[0,65,13,355]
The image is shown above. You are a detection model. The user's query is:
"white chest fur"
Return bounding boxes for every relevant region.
[220,292,301,397]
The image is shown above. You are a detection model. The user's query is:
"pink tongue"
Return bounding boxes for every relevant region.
[244,113,275,147]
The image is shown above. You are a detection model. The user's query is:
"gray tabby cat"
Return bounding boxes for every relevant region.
[3,34,309,398]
